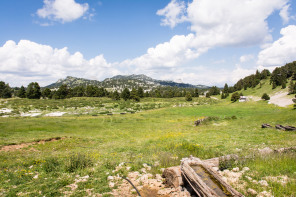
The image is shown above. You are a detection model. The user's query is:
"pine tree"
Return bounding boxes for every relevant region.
[26,82,41,99]
[0,81,12,98]
[42,88,51,98]
[288,79,295,94]
[130,88,140,101]
[121,88,130,101]
[137,87,144,98]
[112,90,120,100]
[17,86,26,98]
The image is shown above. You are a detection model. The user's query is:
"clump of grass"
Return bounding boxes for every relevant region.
[219,156,238,171]
[65,153,93,172]
[43,157,61,172]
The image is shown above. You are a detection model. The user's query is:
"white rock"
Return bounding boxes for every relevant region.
[257,191,273,197]
[258,147,273,155]
[33,174,38,179]
[247,188,257,195]
[246,176,253,181]
[155,174,162,181]
[242,167,250,172]
[232,167,240,172]
[259,180,269,187]
[109,182,115,188]
[107,176,114,181]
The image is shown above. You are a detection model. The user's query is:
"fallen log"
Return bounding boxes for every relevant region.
[275,125,296,131]
[262,124,273,128]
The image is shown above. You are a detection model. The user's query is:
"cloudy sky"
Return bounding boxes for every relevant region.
[0,0,296,87]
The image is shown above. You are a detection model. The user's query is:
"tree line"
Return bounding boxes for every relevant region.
[0,81,203,101]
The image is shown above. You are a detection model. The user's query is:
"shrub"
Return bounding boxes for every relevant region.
[185,92,192,101]
[261,93,270,100]
[231,92,240,102]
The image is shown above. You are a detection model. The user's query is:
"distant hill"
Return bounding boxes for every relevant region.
[45,74,209,91]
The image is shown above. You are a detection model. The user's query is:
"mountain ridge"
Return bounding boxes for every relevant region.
[45,74,209,90]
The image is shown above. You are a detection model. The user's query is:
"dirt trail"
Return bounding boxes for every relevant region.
[0,137,66,152]
[269,91,293,107]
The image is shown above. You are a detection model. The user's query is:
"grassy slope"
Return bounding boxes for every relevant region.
[0,98,296,196]
[239,77,295,99]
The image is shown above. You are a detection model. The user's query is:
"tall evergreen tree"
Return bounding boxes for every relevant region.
[0,81,12,98]
[121,88,130,101]
[112,90,120,100]
[42,88,51,98]
[137,87,144,98]
[17,86,26,98]
[26,82,41,99]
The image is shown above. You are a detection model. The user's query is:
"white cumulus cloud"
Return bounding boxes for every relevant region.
[156,0,187,28]
[37,0,89,23]
[279,4,291,24]
[257,25,296,67]
[0,40,119,86]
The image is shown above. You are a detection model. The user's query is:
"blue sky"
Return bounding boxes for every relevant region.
[0,0,296,87]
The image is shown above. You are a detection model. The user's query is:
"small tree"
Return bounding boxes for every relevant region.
[185,92,192,101]
[112,90,120,100]
[0,81,12,98]
[137,87,144,98]
[261,93,270,100]
[26,82,41,99]
[121,88,130,101]
[293,95,296,109]
[288,79,295,94]
[42,88,51,98]
[231,92,240,102]
[17,85,26,98]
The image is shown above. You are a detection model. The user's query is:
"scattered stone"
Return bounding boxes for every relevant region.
[258,180,269,187]
[109,182,115,188]
[247,188,258,195]
[232,167,240,172]
[257,191,273,197]
[242,167,250,172]
[258,147,273,155]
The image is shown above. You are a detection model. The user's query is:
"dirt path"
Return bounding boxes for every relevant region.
[269,91,293,107]
[0,137,66,152]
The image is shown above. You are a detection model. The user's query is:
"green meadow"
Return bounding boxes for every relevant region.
[0,97,295,196]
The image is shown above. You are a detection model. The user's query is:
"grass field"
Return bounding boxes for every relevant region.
[0,97,296,196]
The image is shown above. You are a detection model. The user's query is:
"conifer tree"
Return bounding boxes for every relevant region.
[17,86,26,98]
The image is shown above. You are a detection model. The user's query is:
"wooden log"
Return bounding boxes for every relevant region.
[162,166,184,188]
[275,125,296,131]
[262,124,273,128]
[181,156,243,197]
[275,124,286,130]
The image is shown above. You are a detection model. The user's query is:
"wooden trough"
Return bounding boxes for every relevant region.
[163,156,243,197]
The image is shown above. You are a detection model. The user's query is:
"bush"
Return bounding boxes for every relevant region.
[261,93,270,100]
[231,92,240,102]
[185,92,192,101]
